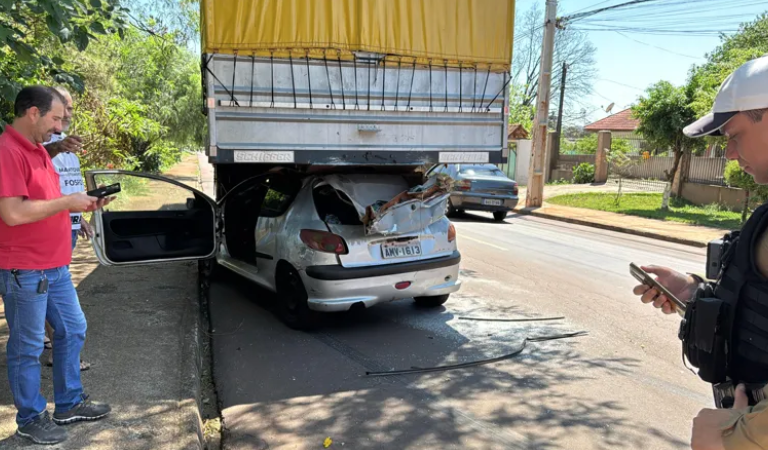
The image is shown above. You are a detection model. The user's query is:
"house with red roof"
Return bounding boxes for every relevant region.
[583,108,640,139]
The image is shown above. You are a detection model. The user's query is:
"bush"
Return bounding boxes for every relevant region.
[572,162,596,184]
[724,160,768,202]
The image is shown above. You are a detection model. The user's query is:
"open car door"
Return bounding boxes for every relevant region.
[85,171,218,266]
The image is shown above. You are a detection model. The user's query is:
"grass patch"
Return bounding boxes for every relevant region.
[547,192,742,230]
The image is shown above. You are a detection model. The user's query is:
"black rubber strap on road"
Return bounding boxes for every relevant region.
[459,316,565,323]
[365,331,588,377]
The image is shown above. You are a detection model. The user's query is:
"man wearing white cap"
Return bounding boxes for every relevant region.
[633,55,768,450]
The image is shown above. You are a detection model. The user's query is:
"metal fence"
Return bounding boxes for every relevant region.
[688,156,728,186]
[607,154,669,193]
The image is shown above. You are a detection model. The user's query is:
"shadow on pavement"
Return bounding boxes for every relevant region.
[207,269,688,450]
[0,255,202,450]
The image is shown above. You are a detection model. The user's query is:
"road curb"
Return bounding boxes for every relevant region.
[512,207,708,248]
[180,262,206,450]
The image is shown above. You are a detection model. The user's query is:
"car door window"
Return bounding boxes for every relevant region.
[260,177,300,218]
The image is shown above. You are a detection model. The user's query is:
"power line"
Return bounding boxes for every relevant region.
[573,26,741,36]
[562,0,667,22]
[613,31,705,59]
[563,0,616,17]
[597,78,646,92]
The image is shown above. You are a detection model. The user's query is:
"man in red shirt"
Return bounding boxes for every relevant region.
[0,86,112,445]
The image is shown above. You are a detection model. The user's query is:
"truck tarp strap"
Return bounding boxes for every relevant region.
[381,59,386,110]
[337,52,346,108]
[203,54,238,107]
[249,55,255,106]
[444,61,448,112]
[485,73,513,110]
[480,67,491,112]
[323,51,335,108]
[407,61,416,108]
[270,51,275,107]
[231,54,239,105]
[472,66,478,110]
[289,53,297,108]
[395,58,401,109]
[429,61,433,112]
[459,62,463,112]
[354,57,359,109]
[305,52,313,109]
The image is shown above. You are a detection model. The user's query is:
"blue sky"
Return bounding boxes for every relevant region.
[516,0,768,125]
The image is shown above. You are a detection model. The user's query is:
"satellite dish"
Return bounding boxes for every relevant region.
[605,102,615,114]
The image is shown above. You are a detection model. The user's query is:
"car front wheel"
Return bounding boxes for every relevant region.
[414,294,450,307]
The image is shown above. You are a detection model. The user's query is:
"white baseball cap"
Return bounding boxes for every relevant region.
[684,55,768,138]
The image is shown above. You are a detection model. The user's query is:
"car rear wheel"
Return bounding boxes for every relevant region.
[446,200,457,217]
[493,211,507,222]
[414,294,450,307]
[276,263,317,331]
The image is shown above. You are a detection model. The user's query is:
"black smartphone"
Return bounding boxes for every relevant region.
[629,263,687,312]
[86,183,121,198]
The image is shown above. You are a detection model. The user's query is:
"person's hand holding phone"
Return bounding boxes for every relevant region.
[632,265,698,314]
[66,192,98,213]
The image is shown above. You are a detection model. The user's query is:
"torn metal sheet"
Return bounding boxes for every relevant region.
[321,174,454,236]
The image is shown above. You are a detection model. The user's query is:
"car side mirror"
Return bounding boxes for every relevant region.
[186,198,197,210]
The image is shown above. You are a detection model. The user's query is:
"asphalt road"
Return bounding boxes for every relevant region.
[208,212,711,450]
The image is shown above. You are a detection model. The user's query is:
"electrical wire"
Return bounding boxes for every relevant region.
[613,31,705,59]
[597,78,646,92]
[365,331,588,377]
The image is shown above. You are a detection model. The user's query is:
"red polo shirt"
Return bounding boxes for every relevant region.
[0,125,71,269]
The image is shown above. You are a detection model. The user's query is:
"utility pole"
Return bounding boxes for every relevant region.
[550,62,568,173]
[526,0,558,208]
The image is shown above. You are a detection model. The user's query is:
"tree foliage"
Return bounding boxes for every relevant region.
[561,133,633,155]
[0,1,204,173]
[512,2,597,123]
[0,0,129,105]
[631,81,705,182]
[688,14,768,119]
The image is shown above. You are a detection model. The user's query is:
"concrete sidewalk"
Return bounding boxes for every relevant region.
[0,154,209,449]
[513,185,726,247]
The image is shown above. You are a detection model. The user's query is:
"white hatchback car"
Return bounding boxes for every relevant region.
[85,170,462,329]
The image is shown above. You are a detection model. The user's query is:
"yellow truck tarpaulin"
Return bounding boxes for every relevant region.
[201,0,515,71]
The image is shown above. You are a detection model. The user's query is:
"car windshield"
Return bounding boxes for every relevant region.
[459,165,504,177]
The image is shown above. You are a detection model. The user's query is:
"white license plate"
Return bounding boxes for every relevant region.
[439,152,490,163]
[382,241,423,259]
[483,199,503,206]
[234,151,295,163]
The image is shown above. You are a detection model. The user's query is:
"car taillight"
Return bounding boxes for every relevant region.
[457,180,472,191]
[300,230,348,255]
[448,223,457,242]
[512,183,519,196]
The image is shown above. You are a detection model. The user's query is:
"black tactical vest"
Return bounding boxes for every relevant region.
[699,202,768,384]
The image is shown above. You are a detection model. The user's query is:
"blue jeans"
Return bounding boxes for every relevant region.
[0,267,87,426]
[71,230,78,251]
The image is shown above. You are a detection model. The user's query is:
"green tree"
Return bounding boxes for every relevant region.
[560,133,634,155]
[724,160,768,222]
[66,26,204,171]
[631,81,704,187]
[1,1,205,173]
[0,0,129,123]
[688,14,768,119]
[508,82,534,132]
